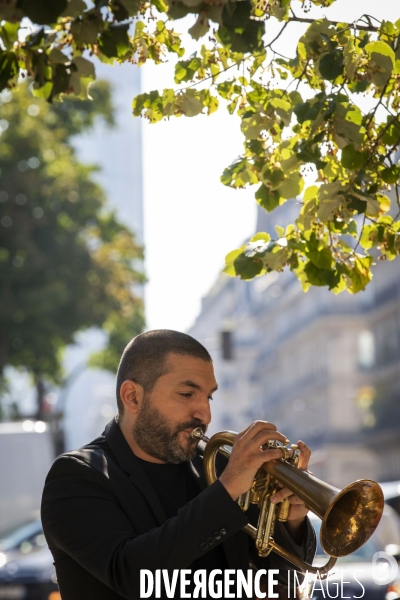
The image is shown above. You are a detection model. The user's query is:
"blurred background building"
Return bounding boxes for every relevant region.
[189,202,400,489]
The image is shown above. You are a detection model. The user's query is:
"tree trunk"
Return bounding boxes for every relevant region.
[36,377,46,420]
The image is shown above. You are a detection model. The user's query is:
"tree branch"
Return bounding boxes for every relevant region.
[288,12,378,32]
[354,215,366,252]
[265,20,289,49]
[364,82,390,130]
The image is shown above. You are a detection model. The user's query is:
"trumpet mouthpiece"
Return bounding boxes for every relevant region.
[190,427,205,440]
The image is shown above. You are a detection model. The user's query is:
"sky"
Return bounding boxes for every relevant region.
[141,0,397,333]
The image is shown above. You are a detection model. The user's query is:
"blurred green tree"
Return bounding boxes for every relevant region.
[0,81,145,417]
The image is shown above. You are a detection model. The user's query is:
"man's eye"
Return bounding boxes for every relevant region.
[208,396,214,402]
[180,393,192,398]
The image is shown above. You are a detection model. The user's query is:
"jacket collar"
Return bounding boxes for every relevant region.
[104,418,167,525]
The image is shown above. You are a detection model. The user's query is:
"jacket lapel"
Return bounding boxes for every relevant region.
[104,419,167,526]
[188,443,249,569]
[105,418,249,568]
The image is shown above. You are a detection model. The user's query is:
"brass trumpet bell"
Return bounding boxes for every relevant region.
[192,428,384,576]
[260,453,384,558]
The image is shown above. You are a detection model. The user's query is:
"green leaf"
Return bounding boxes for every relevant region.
[297,197,317,230]
[279,172,304,199]
[255,184,280,212]
[341,144,365,170]
[188,14,209,40]
[377,193,391,213]
[294,99,321,124]
[233,252,264,279]
[269,97,292,126]
[71,15,102,44]
[98,24,130,59]
[61,0,87,18]
[250,232,271,243]
[317,182,344,220]
[262,167,284,190]
[345,194,367,214]
[18,0,67,24]
[0,22,20,50]
[263,246,289,271]
[318,50,344,80]
[218,1,264,53]
[365,40,395,86]
[381,118,400,145]
[179,91,203,116]
[153,0,168,11]
[303,185,318,203]
[118,0,140,17]
[304,262,340,289]
[346,190,380,217]
[49,63,71,101]
[0,51,19,92]
[360,224,379,250]
[174,57,201,83]
[306,245,333,269]
[224,248,243,276]
[338,256,373,293]
[241,111,272,139]
[381,165,400,184]
[69,56,96,97]
[49,48,69,64]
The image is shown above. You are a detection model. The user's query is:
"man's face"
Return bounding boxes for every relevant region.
[132,354,217,463]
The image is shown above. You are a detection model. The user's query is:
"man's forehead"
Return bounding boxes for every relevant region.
[165,353,217,384]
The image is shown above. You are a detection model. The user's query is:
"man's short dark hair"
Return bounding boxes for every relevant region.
[116,329,212,415]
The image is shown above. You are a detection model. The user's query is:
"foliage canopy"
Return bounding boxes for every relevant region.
[0,80,144,389]
[1,0,400,293]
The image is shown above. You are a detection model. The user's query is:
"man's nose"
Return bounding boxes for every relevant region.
[192,396,211,426]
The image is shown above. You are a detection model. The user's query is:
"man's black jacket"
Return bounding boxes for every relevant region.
[41,418,316,599]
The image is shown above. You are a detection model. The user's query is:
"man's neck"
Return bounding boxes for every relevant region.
[118,417,166,464]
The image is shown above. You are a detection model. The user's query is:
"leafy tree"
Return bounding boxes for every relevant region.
[0,80,144,415]
[1,1,400,295]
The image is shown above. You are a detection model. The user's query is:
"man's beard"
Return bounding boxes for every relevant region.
[132,396,206,464]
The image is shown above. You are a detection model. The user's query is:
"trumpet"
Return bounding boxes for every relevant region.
[191,428,384,577]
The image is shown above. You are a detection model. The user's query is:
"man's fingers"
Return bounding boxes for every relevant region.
[270,489,308,508]
[235,421,276,445]
[297,440,311,470]
[288,495,307,506]
[238,420,277,436]
[270,487,304,504]
[259,448,286,464]
[252,429,288,447]
[270,487,292,504]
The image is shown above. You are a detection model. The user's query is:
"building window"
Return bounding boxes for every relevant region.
[221,330,234,361]
[358,330,375,369]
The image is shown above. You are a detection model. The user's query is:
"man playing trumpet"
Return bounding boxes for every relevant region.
[41,329,316,599]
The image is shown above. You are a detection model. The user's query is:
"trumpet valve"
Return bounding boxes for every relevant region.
[277,497,291,521]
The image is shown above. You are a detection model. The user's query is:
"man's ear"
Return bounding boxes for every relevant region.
[120,380,144,416]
